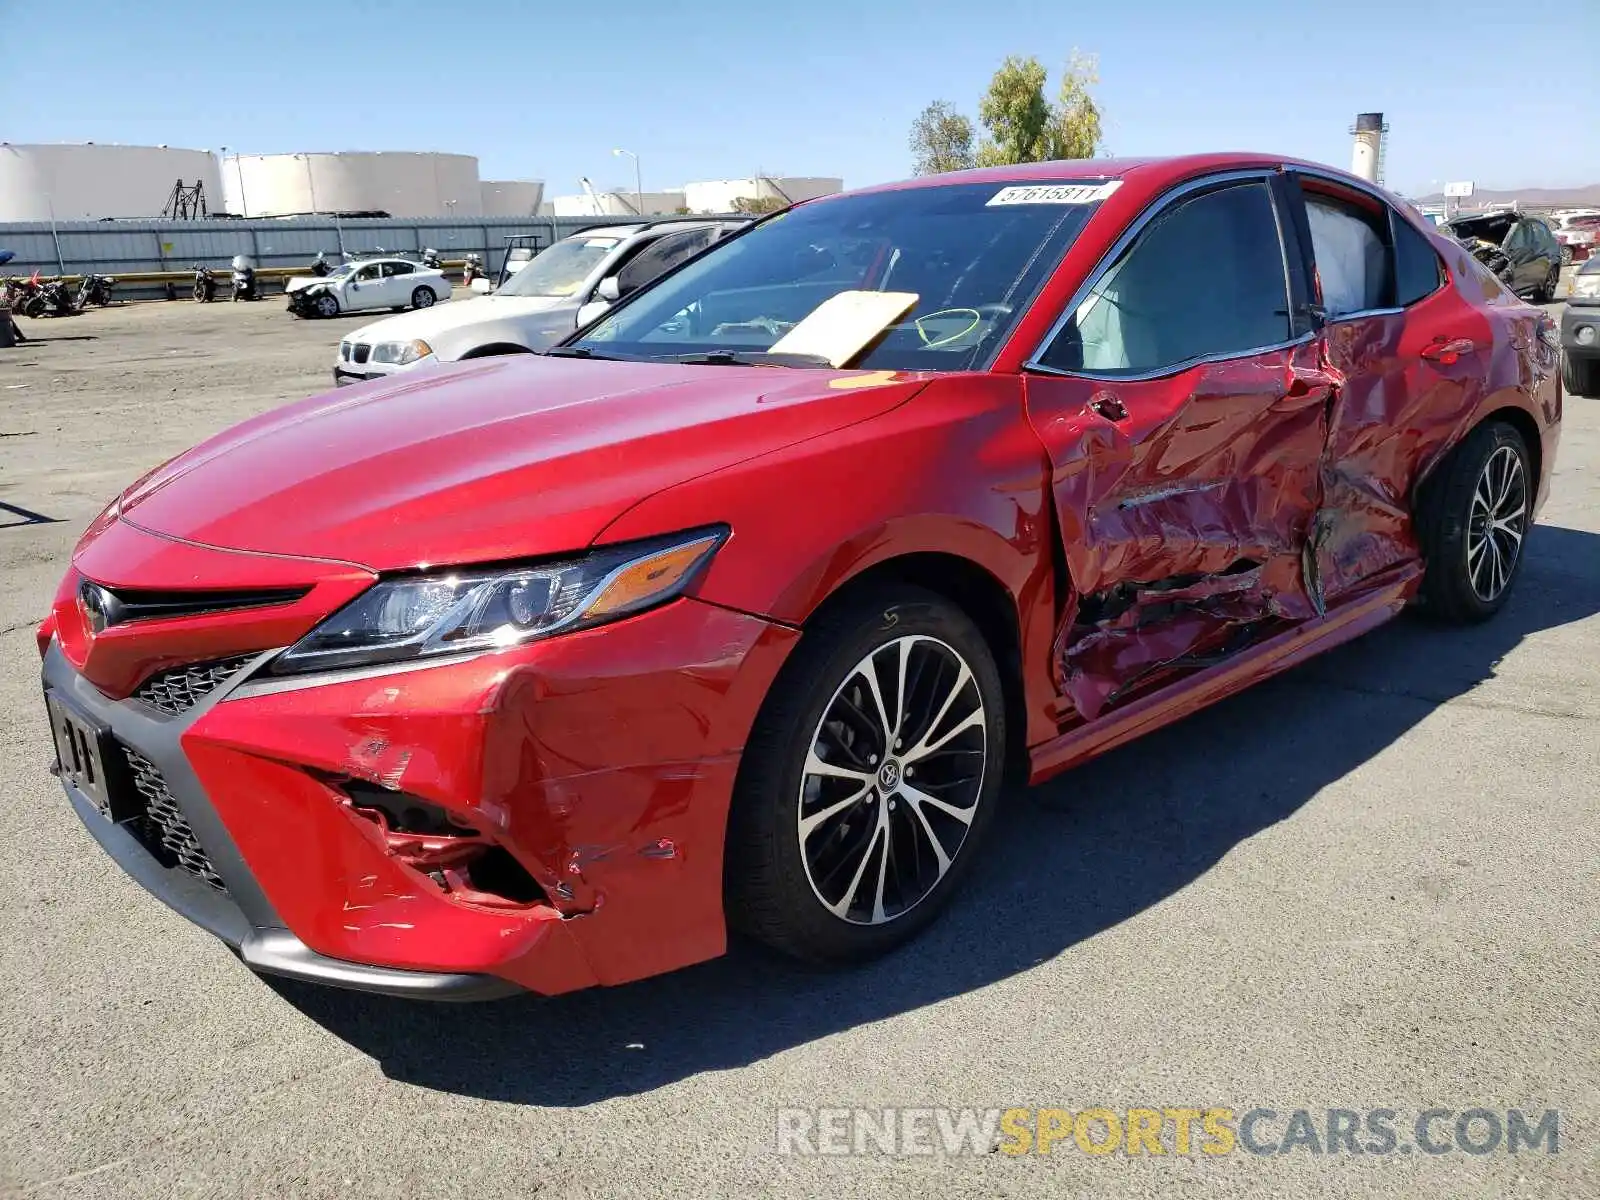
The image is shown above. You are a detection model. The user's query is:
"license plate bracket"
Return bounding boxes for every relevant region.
[45,691,129,821]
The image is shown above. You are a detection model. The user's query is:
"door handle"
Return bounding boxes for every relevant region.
[1421,337,1476,365]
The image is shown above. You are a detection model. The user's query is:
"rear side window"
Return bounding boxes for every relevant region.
[617,228,718,294]
[1392,216,1445,306]
[1039,181,1290,375]
[381,261,414,277]
[1305,196,1388,316]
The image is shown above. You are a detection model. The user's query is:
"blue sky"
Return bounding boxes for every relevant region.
[2,0,1592,198]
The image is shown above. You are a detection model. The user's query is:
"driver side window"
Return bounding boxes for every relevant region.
[356,264,381,282]
[1038,180,1290,375]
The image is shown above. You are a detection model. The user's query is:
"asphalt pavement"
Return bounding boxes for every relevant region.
[0,292,1594,1199]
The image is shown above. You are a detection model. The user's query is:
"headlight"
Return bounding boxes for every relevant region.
[371,338,433,365]
[269,527,726,675]
[1572,274,1600,300]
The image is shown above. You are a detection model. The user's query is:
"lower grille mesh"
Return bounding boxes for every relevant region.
[122,747,226,891]
[133,654,257,717]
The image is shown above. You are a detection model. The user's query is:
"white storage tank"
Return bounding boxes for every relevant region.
[480,180,545,216]
[221,151,483,217]
[548,189,687,217]
[0,143,223,220]
[682,176,843,213]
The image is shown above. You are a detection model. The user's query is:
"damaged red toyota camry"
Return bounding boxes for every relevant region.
[41,154,1561,999]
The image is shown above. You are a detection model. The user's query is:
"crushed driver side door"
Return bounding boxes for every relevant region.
[1021,170,1330,722]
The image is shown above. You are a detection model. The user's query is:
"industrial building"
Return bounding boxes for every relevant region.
[0,143,223,221]
[547,175,844,217]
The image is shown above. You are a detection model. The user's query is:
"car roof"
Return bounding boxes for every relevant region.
[822,153,1403,204]
[564,216,750,241]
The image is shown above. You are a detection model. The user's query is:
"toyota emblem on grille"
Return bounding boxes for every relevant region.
[77,581,123,634]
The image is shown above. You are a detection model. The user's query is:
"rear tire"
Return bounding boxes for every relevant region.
[1414,421,1531,623]
[411,286,435,309]
[725,585,1006,964]
[1563,352,1600,398]
[1560,245,1574,267]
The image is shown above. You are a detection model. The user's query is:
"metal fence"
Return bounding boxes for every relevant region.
[0,214,649,292]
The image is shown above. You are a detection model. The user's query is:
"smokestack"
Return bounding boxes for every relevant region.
[1350,112,1387,184]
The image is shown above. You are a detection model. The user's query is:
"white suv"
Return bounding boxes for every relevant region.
[333,217,749,385]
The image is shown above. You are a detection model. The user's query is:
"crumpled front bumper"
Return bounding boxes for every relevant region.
[43,594,798,999]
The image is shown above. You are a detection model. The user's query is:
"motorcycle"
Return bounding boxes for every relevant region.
[462,253,484,286]
[74,272,115,308]
[230,255,259,302]
[420,247,442,270]
[23,278,80,318]
[309,252,333,277]
[1,277,34,312]
[193,264,217,302]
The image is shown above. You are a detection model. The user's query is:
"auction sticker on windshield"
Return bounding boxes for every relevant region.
[986,181,1122,206]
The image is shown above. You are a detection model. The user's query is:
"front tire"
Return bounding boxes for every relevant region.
[726,585,1006,963]
[1563,352,1600,398]
[411,286,436,309]
[313,292,339,319]
[1532,265,1559,304]
[1415,420,1532,623]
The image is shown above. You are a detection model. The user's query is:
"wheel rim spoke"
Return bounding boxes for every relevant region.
[798,634,988,926]
[856,656,894,748]
[799,782,871,841]
[826,816,884,920]
[905,706,984,764]
[903,662,973,762]
[804,751,872,784]
[900,786,953,878]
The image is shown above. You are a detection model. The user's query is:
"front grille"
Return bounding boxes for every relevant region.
[122,747,226,890]
[340,340,353,361]
[133,654,257,716]
[352,342,371,364]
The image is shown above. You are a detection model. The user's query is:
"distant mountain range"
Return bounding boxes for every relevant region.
[1410,183,1600,208]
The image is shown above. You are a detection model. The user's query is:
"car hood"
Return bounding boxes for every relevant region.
[114,357,928,571]
[285,275,340,293]
[345,294,569,344]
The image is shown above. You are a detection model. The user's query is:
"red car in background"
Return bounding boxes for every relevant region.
[41,154,1561,999]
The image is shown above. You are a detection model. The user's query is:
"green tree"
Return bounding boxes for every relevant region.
[1048,51,1102,160]
[733,195,786,215]
[909,100,977,175]
[976,56,1054,167]
[976,51,1103,166]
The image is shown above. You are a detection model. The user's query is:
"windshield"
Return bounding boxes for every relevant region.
[498,236,620,298]
[324,264,356,282]
[571,181,1107,371]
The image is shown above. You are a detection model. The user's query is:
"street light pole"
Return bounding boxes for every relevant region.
[613,148,642,216]
[222,146,250,218]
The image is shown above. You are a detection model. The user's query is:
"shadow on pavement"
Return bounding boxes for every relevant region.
[273,523,1600,1105]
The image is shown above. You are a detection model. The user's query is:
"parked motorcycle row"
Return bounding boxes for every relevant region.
[1,270,118,318]
[192,257,259,303]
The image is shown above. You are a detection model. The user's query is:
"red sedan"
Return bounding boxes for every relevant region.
[41,154,1561,999]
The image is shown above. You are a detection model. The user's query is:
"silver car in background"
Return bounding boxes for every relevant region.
[333,217,750,384]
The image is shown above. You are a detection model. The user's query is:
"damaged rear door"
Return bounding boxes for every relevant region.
[1286,170,1493,604]
[1021,169,1329,722]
